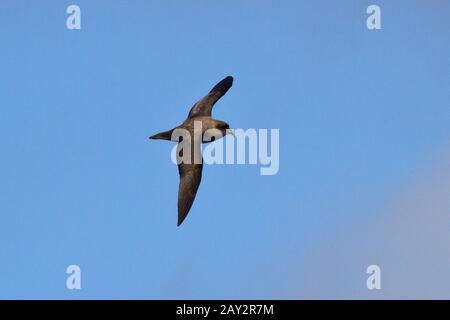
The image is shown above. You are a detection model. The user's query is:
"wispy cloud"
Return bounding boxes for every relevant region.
[287,147,450,299]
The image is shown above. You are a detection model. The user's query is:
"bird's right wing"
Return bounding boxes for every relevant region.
[177,162,203,226]
[176,137,203,226]
[187,76,233,119]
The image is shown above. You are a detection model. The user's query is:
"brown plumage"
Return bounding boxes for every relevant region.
[149,76,234,226]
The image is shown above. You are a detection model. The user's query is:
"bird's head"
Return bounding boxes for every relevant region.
[203,120,234,142]
[216,121,234,137]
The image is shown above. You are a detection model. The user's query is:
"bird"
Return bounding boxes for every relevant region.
[149,76,234,226]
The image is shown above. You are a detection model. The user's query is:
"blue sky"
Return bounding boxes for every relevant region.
[0,0,449,299]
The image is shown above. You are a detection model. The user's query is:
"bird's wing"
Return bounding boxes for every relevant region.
[187,76,233,119]
[177,162,203,226]
[176,137,203,226]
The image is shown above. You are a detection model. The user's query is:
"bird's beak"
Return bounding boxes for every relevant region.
[226,129,235,137]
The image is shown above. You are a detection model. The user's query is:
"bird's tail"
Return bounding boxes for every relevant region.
[149,129,174,141]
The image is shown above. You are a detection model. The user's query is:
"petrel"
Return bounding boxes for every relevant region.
[149,76,234,226]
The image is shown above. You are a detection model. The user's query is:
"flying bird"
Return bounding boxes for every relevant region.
[149,76,234,226]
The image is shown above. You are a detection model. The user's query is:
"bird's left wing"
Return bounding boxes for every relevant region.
[187,76,233,119]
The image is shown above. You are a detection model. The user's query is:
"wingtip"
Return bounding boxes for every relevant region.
[209,76,234,94]
[177,214,187,226]
[223,76,234,86]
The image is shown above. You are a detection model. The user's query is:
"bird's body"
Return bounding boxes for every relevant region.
[150,76,234,226]
[152,117,229,143]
